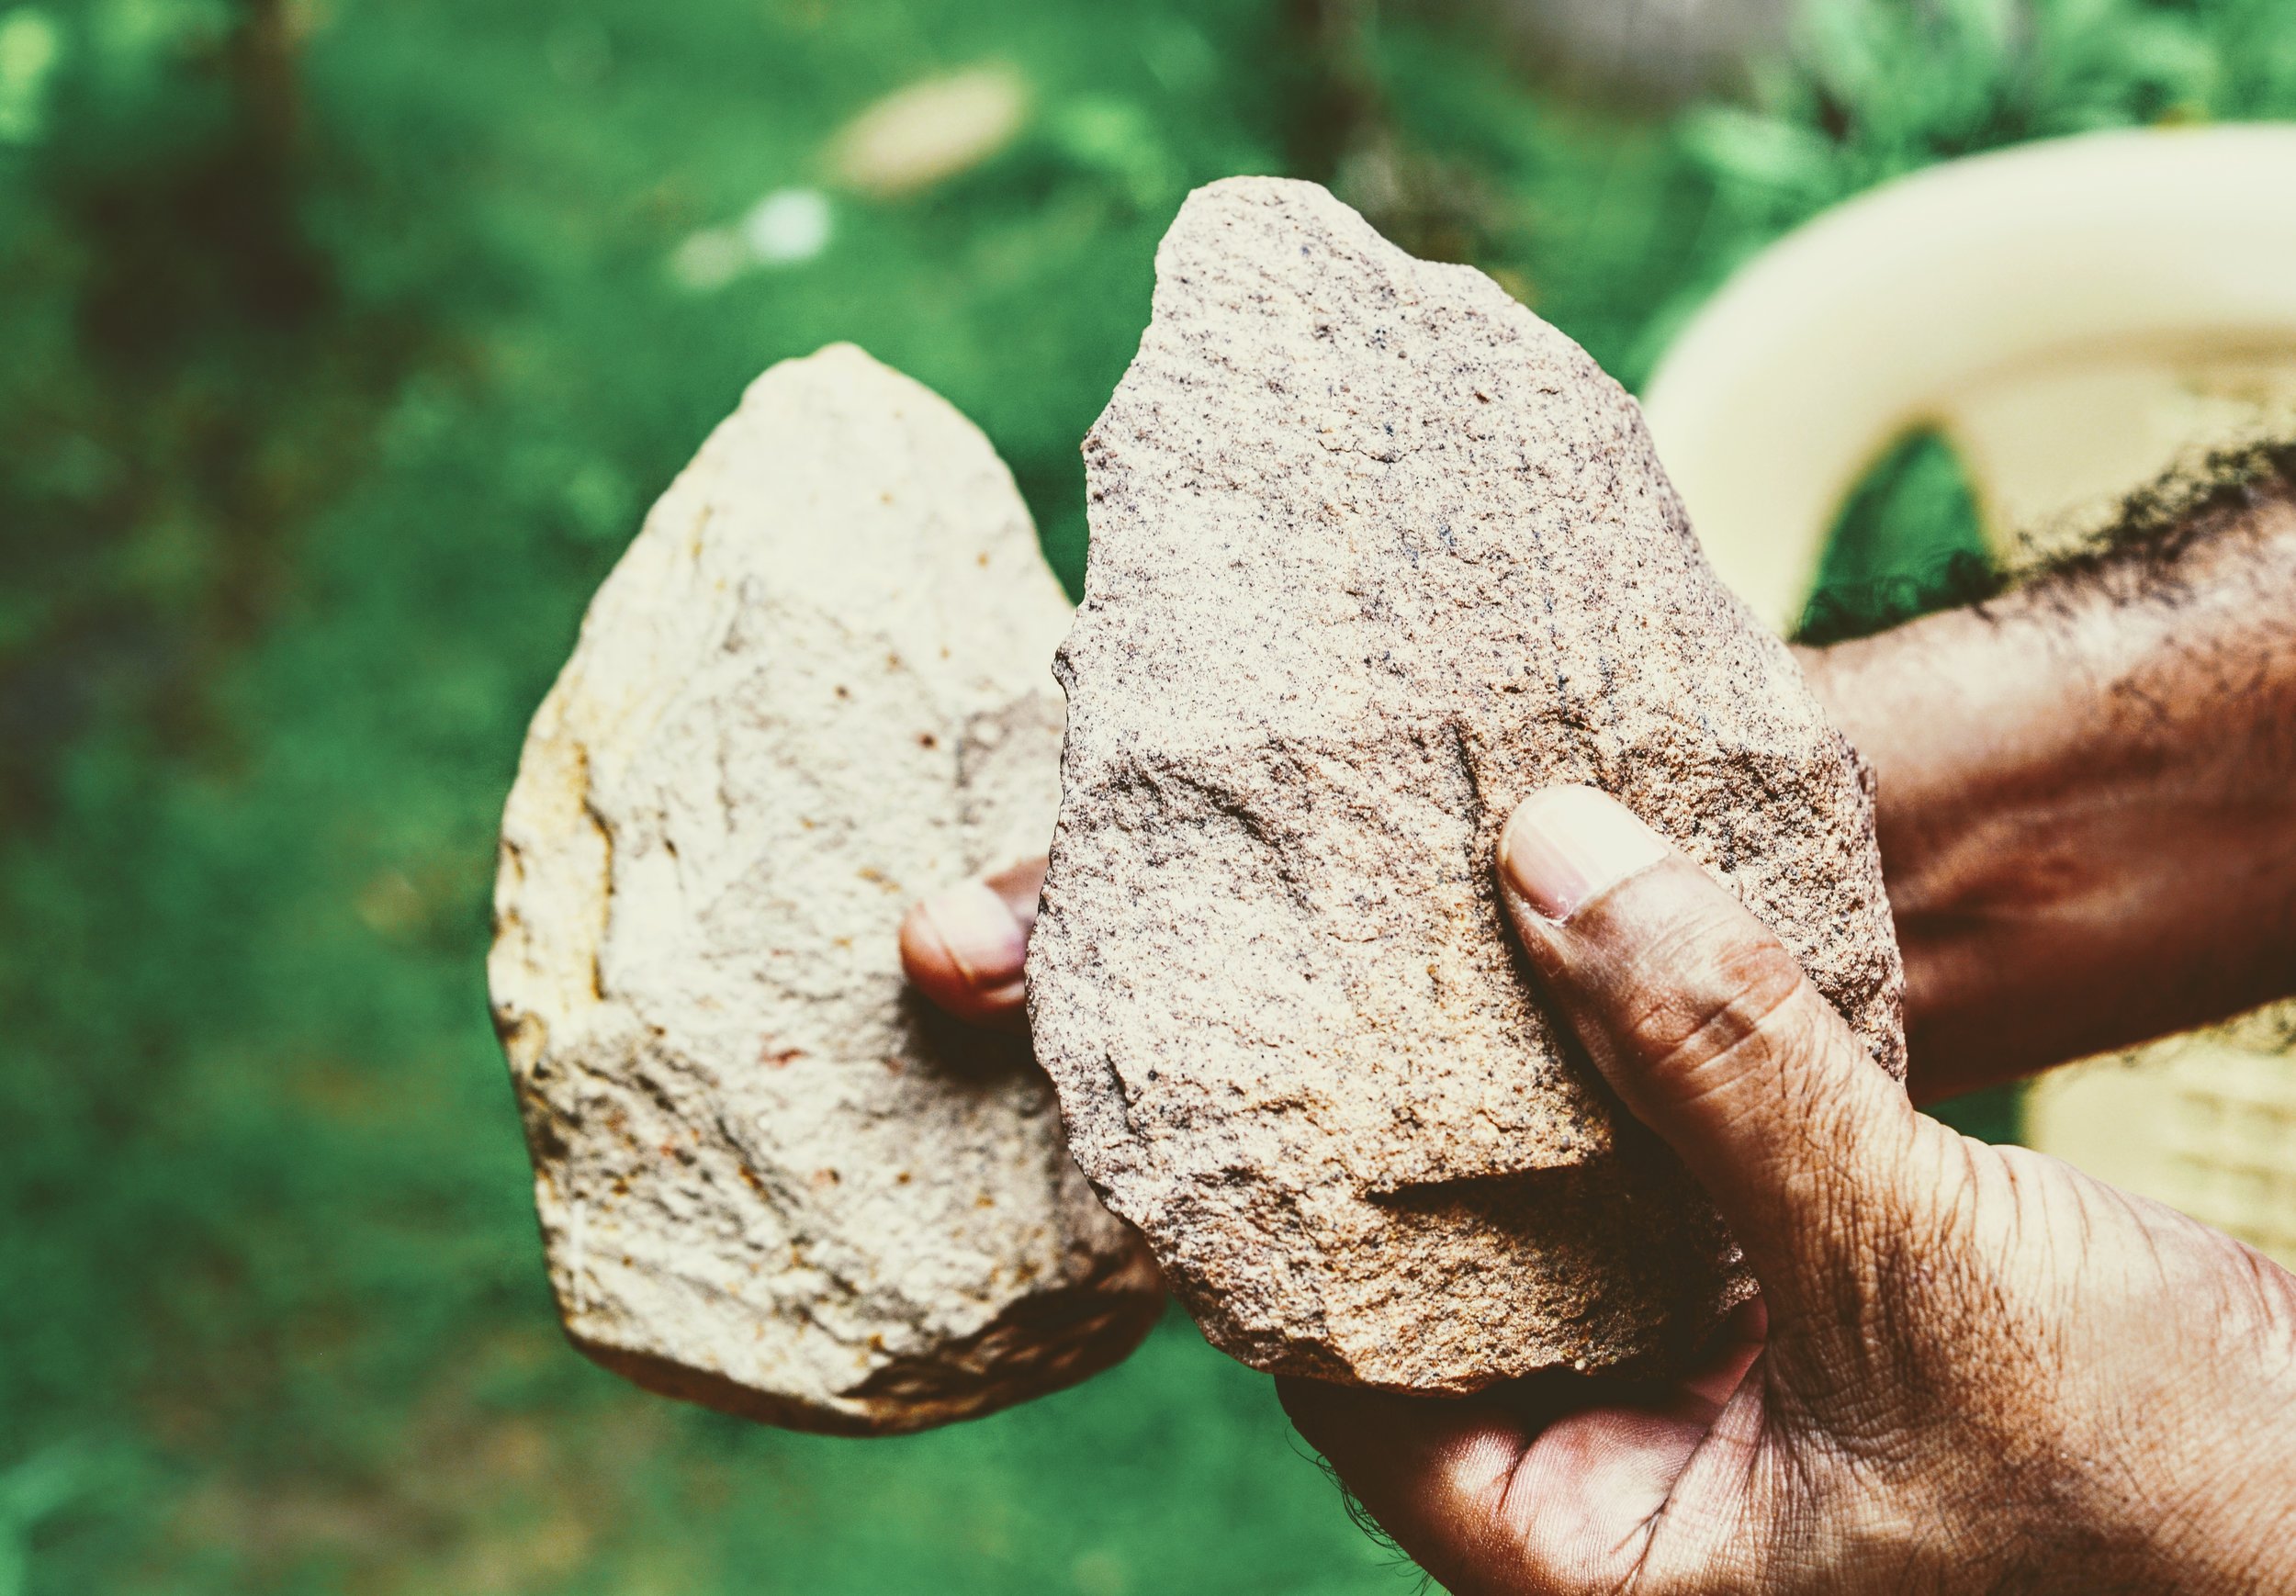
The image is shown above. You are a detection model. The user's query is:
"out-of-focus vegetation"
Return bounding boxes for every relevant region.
[5,0,2294,1589]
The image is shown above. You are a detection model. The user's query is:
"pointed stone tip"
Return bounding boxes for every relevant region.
[1146,175,1528,343]
[1183,174,1353,210]
[796,338,879,372]
[1165,174,1379,251]
[739,340,897,405]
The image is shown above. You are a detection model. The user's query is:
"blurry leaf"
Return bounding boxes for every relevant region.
[0,6,61,143]
[827,63,1031,197]
[739,186,834,264]
[1797,428,2000,646]
[1677,104,1833,193]
[1050,96,1179,208]
[1142,18,1216,94]
[670,225,749,292]
[0,1443,118,1596]
[560,460,636,545]
[88,0,228,75]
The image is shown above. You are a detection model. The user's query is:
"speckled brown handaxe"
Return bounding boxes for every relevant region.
[488,344,1162,1436]
[1029,179,1905,1392]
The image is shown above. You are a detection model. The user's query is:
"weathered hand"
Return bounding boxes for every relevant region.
[1278,786,2296,1594]
[898,471,2296,1587]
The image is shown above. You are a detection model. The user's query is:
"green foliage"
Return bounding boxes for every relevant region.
[1685,0,2296,237]
[5,0,2294,1588]
[1798,428,1999,646]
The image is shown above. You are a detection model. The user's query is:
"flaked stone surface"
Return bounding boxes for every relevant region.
[489,344,1162,1435]
[1030,180,1905,1392]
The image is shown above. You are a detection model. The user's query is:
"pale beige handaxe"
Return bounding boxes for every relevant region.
[490,343,1162,1435]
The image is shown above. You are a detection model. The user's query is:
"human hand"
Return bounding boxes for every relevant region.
[897,856,1044,1028]
[1278,785,2296,1594]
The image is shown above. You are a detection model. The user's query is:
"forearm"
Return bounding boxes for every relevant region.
[1806,469,2296,1101]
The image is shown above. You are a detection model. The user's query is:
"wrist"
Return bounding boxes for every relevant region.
[1796,616,2068,1097]
[1797,496,2296,1094]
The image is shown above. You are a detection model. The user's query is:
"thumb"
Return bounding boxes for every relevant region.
[1494,785,1916,1318]
[898,857,1045,1028]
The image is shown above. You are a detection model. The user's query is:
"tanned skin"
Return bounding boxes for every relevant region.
[1813,472,2296,1099]
[899,468,2296,1590]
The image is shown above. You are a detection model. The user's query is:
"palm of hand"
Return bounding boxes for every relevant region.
[898,787,2296,1592]
[1288,1113,2296,1595]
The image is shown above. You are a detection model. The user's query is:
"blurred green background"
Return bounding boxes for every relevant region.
[6,0,2296,1589]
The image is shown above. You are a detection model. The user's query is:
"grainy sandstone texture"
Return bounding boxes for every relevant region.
[1030,179,1905,1391]
[489,344,1162,1435]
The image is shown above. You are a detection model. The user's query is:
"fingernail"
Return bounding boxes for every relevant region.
[1498,787,1671,924]
[917,881,1030,991]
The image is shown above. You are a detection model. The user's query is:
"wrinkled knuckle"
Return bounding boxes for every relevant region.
[1624,920,1814,1114]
